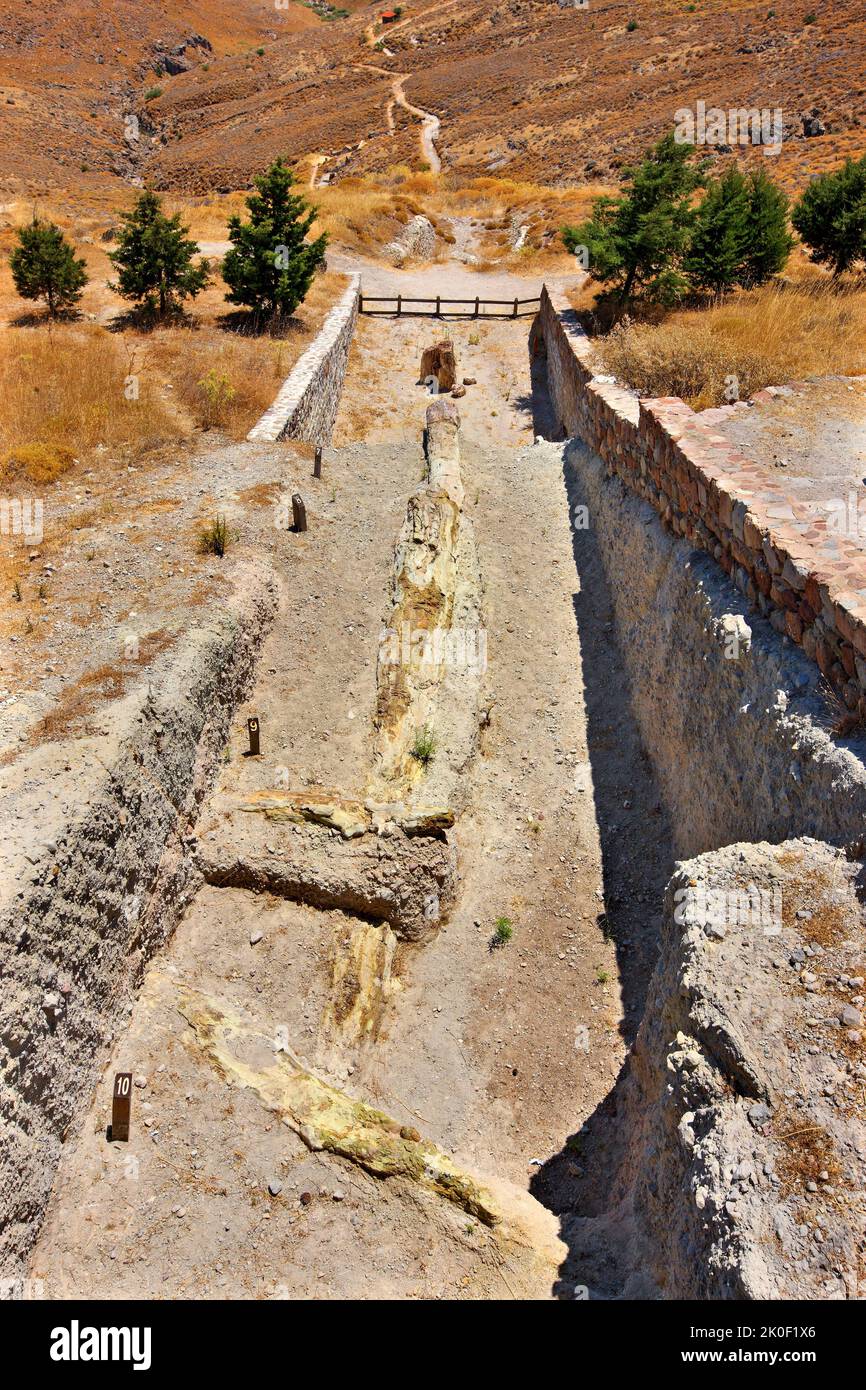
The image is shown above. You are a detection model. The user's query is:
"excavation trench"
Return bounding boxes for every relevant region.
[15,311,866,1300]
[528,417,866,1299]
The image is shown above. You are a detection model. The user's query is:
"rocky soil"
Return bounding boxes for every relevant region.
[548,838,866,1300]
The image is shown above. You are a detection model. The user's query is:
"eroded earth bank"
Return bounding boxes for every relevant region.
[4,302,865,1299]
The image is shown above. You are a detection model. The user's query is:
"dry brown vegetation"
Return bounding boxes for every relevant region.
[772,1106,843,1198]
[597,277,866,408]
[0,206,347,467]
[0,325,178,481]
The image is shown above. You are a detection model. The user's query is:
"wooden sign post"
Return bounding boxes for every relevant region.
[313,448,322,479]
[112,1071,132,1142]
[292,494,307,532]
[247,716,261,756]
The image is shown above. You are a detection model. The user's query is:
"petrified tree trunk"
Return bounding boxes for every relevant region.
[419,340,457,393]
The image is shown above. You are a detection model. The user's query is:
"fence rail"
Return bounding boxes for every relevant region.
[358,291,543,319]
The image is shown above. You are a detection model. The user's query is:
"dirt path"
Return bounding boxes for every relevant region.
[354,63,442,173]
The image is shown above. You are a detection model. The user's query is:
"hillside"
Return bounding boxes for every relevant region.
[0,0,319,203]
[1,0,864,210]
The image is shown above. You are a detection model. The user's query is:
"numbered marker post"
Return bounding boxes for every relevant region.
[247,716,261,756]
[112,1072,132,1142]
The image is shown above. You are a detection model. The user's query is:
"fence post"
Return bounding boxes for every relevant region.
[512,297,518,319]
[474,296,479,318]
[436,294,441,317]
[397,294,402,318]
[359,292,364,314]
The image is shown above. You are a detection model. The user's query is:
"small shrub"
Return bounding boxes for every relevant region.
[144,86,163,101]
[256,47,265,55]
[12,580,22,602]
[196,368,236,428]
[803,11,816,22]
[2,442,75,485]
[491,917,513,948]
[596,967,610,984]
[199,515,230,557]
[410,724,437,766]
[626,18,638,30]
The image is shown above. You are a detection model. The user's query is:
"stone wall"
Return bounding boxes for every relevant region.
[568,441,866,858]
[0,566,278,1275]
[247,273,360,446]
[536,286,866,718]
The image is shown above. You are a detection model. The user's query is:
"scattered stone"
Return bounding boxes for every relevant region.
[249,929,264,945]
[268,1179,283,1196]
[748,1102,772,1128]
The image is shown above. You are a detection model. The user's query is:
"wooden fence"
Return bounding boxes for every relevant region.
[358,291,542,319]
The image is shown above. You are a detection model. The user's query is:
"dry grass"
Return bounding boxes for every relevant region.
[0,324,179,479]
[143,270,346,438]
[19,629,176,748]
[146,330,291,438]
[771,1106,843,1198]
[311,178,424,252]
[434,174,610,270]
[597,276,866,408]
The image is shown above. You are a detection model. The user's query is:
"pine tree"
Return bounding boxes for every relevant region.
[562,133,703,312]
[792,155,866,275]
[740,168,794,286]
[109,190,209,316]
[222,158,328,323]
[684,167,750,292]
[10,218,88,317]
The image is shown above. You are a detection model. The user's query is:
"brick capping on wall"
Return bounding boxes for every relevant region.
[536,285,866,715]
[247,272,360,446]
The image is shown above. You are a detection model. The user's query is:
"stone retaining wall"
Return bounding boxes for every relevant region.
[247,273,360,446]
[567,441,866,857]
[536,287,866,718]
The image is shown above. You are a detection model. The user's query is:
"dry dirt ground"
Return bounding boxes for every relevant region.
[719,377,866,552]
[0,254,349,753]
[25,256,672,1299]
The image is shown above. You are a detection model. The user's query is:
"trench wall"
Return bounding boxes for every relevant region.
[540,295,866,1301]
[247,273,360,447]
[0,567,278,1275]
[536,286,866,718]
[569,444,866,858]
